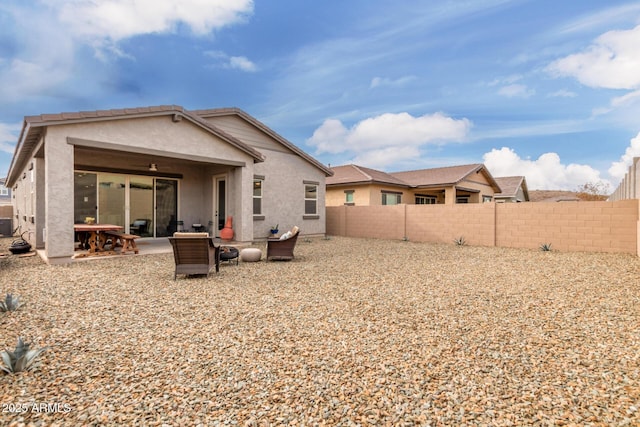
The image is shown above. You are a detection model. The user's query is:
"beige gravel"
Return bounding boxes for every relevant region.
[0,235,639,426]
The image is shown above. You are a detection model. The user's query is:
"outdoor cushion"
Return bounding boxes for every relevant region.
[173,232,209,238]
[240,248,262,262]
[279,231,292,240]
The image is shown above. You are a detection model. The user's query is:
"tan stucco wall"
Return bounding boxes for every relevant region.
[253,149,327,238]
[206,114,328,239]
[326,184,410,206]
[10,151,41,249]
[327,200,640,255]
[24,116,258,262]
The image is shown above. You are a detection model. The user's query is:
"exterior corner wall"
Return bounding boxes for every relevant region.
[253,150,327,239]
[44,129,76,259]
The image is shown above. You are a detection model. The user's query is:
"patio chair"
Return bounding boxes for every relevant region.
[168,232,220,280]
[266,227,300,261]
[130,219,151,237]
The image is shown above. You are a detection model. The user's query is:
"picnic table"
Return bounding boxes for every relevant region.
[74,224,123,255]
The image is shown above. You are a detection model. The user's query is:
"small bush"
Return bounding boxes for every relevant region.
[540,243,552,252]
[0,293,22,312]
[1,337,48,374]
[453,236,466,246]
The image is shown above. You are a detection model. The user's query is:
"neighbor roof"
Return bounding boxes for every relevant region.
[390,164,501,191]
[328,163,502,192]
[326,164,408,187]
[494,176,529,201]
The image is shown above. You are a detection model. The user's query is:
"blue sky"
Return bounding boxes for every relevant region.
[2,0,640,191]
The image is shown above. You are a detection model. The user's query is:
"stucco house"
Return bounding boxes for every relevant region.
[6,105,332,263]
[326,163,502,206]
[493,176,529,202]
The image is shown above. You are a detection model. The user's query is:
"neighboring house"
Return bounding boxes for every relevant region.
[326,163,502,206]
[0,178,11,206]
[6,105,332,263]
[529,191,581,202]
[493,176,529,202]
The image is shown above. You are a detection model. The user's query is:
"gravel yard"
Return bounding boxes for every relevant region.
[0,236,639,426]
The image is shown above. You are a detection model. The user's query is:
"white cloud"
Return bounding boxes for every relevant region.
[610,89,640,107]
[51,0,254,42]
[352,146,422,170]
[483,147,607,190]
[488,74,523,87]
[228,56,258,72]
[204,51,257,72]
[370,75,416,89]
[608,131,640,180]
[547,24,640,90]
[498,84,535,98]
[0,1,254,102]
[308,111,471,155]
[548,89,577,98]
[0,122,21,155]
[0,122,22,175]
[307,112,472,169]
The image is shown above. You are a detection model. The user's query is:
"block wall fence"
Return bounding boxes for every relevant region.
[326,200,640,255]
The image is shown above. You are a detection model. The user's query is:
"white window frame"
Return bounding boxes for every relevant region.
[415,195,436,205]
[253,177,263,216]
[304,182,318,215]
[382,191,402,205]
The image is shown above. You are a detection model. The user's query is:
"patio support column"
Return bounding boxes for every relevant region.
[230,164,254,242]
[44,132,75,262]
[445,186,456,205]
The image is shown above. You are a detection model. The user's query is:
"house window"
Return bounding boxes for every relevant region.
[345,190,354,205]
[382,191,402,205]
[456,196,469,204]
[0,187,8,196]
[304,183,318,215]
[253,178,263,215]
[483,195,493,203]
[415,195,436,205]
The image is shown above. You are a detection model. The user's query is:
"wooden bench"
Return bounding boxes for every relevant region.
[104,231,140,255]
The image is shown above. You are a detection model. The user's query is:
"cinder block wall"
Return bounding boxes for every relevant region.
[326,200,640,255]
[496,200,639,253]
[406,204,495,246]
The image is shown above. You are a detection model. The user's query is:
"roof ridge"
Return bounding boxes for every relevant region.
[351,164,373,181]
[391,163,482,175]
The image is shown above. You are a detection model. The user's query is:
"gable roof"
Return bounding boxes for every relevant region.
[7,105,332,186]
[494,176,529,200]
[326,164,407,187]
[390,163,501,191]
[328,163,502,192]
[192,107,333,177]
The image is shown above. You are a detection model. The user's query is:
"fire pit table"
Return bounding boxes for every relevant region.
[219,246,239,265]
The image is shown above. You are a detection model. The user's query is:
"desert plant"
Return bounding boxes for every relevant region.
[540,243,552,252]
[0,293,22,312]
[0,337,48,374]
[453,236,466,246]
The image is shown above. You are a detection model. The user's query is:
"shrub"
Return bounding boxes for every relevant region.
[453,236,466,246]
[540,243,552,252]
[1,337,48,374]
[0,293,22,312]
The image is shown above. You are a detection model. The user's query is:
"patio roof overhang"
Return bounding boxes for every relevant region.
[6,105,266,187]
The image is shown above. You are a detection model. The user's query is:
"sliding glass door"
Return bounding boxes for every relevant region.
[129,176,154,237]
[74,171,177,237]
[98,174,126,227]
[155,179,177,237]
